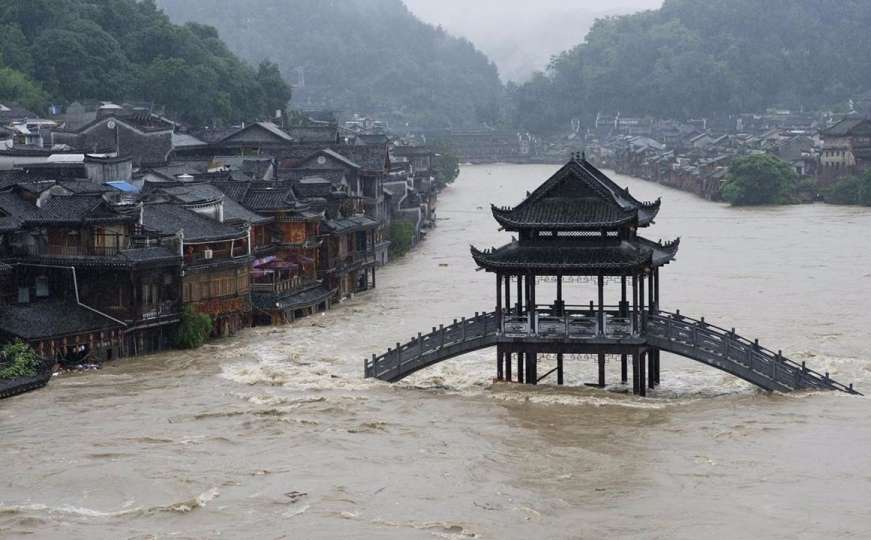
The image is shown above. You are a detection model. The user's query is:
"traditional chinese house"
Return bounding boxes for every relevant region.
[142,202,252,336]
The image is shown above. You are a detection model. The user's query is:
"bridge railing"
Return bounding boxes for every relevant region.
[504,305,639,339]
[649,311,860,395]
[365,312,498,380]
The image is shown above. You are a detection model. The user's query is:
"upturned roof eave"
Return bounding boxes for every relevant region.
[491,205,639,231]
[470,243,656,275]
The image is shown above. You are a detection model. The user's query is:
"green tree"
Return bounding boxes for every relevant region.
[823,171,871,206]
[720,154,798,206]
[174,307,213,349]
[388,221,415,258]
[31,20,130,100]
[257,61,293,117]
[0,340,42,380]
[0,24,33,73]
[0,0,292,126]
[0,66,47,112]
[432,151,460,186]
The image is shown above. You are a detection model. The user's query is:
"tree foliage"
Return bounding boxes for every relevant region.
[823,171,871,206]
[388,221,415,258]
[174,307,214,350]
[156,0,504,129]
[0,65,47,112]
[0,0,292,124]
[720,154,798,206]
[510,0,871,131]
[432,152,460,186]
[0,340,42,380]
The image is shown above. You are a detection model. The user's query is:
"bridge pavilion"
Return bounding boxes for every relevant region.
[364,156,859,397]
[471,154,678,395]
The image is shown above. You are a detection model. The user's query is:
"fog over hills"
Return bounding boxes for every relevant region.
[403,0,663,82]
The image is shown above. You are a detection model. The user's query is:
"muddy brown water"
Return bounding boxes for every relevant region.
[1,164,870,539]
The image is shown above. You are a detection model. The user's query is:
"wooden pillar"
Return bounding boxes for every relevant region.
[648,350,656,390]
[639,271,646,332]
[597,275,605,336]
[516,274,523,315]
[654,349,661,386]
[556,275,563,314]
[621,275,628,316]
[598,353,606,387]
[654,268,661,312]
[632,350,641,395]
[530,274,537,315]
[505,351,512,381]
[639,351,647,397]
[496,273,503,330]
[528,274,537,333]
[504,274,511,320]
[497,345,504,381]
[557,353,564,385]
[648,268,655,314]
[526,352,538,385]
[632,275,639,334]
[621,354,628,384]
[517,352,525,383]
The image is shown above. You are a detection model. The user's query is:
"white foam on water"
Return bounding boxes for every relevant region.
[0,487,221,521]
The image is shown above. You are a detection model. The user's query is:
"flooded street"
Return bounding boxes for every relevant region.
[2,164,870,539]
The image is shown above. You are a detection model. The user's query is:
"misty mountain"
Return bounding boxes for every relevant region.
[404,0,662,83]
[511,0,871,132]
[156,0,504,128]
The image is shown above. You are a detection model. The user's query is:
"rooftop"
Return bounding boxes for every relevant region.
[492,158,661,231]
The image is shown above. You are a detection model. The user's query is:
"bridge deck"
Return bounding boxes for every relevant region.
[364,310,860,395]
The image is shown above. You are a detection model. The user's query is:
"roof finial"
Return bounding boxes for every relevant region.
[582,150,586,161]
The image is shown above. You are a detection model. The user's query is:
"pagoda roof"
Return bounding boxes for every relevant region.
[471,237,679,276]
[492,158,661,231]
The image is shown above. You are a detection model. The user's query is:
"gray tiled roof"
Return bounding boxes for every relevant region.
[0,300,122,340]
[142,204,245,243]
[323,215,378,234]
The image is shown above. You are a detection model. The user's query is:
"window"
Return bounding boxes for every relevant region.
[35,276,49,298]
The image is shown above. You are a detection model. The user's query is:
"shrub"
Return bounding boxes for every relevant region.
[823,172,871,206]
[720,154,798,205]
[389,221,416,258]
[174,306,213,349]
[0,340,42,380]
[432,151,460,185]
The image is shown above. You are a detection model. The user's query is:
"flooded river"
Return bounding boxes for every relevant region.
[1,164,870,539]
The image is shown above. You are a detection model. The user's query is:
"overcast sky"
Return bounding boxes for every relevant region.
[404,0,663,82]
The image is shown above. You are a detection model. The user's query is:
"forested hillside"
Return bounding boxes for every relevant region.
[0,0,291,125]
[157,0,504,128]
[510,0,871,132]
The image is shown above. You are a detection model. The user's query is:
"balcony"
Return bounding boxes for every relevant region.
[141,301,179,321]
[251,278,319,295]
[23,244,126,258]
[336,251,377,273]
[185,245,249,265]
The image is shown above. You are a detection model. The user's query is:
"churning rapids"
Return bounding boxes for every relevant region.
[1,164,870,539]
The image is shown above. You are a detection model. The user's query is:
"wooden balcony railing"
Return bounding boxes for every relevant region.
[141,301,178,321]
[24,244,127,258]
[251,279,319,295]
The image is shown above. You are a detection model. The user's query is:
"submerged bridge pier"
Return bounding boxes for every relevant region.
[364,157,860,397]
